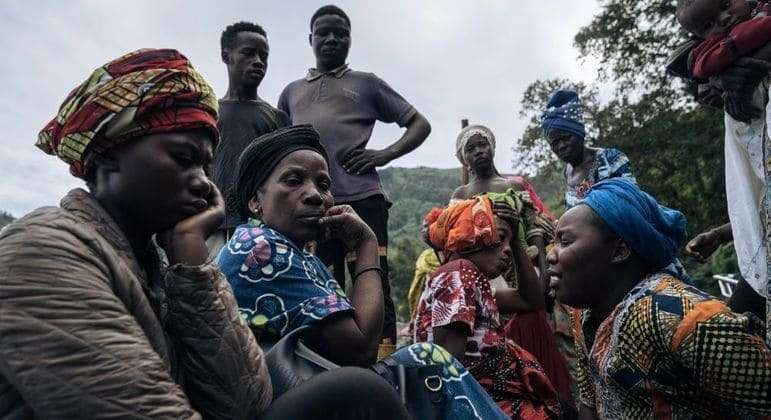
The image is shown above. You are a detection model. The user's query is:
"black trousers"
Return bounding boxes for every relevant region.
[258,367,409,420]
[317,195,397,344]
[728,275,767,320]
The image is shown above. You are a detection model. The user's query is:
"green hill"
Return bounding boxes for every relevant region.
[0,211,14,229]
[380,167,462,321]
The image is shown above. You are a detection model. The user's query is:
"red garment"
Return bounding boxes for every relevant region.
[37,49,219,178]
[413,259,560,419]
[505,175,556,220]
[692,4,771,78]
[504,311,575,410]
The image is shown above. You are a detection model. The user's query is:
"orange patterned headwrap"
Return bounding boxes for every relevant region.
[37,48,219,178]
[425,196,499,254]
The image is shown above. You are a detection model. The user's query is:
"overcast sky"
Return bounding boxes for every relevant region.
[0,0,601,216]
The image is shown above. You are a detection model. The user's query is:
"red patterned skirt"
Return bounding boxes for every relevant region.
[467,341,561,419]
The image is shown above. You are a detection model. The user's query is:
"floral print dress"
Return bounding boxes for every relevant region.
[217,220,510,420]
[414,258,561,419]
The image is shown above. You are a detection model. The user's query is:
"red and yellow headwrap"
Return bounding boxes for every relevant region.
[425,196,499,254]
[37,48,219,178]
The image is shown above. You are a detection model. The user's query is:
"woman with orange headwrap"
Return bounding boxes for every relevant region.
[413,196,562,419]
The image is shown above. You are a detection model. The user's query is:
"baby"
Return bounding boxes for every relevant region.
[677,0,771,79]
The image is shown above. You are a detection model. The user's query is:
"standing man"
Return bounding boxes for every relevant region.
[278,5,431,345]
[209,22,289,255]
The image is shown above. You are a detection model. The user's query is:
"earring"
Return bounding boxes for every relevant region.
[249,202,262,218]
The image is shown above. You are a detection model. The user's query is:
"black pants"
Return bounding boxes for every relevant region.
[259,367,409,420]
[728,275,767,320]
[317,195,397,343]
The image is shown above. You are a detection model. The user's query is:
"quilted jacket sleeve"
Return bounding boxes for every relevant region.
[0,217,202,419]
[164,262,272,419]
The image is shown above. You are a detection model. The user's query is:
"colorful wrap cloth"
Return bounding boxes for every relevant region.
[583,178,687,270]
[425,196,498,254]
[37,49,219,178]
[455,124,496,165]
[540,89,586,140]
[507,175,556,220]
[486,188,555,250]
[407,248,442,321]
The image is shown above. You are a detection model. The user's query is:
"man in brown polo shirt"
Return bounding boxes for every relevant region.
[278,5,431,344]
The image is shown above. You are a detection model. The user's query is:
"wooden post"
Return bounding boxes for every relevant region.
[460,119,469,185]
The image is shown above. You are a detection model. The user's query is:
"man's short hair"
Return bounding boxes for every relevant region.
[221,21,267,51]
[310,5,351,31]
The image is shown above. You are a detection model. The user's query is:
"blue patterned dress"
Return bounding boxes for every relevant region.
[217,220,509,420]
[564,148,635,209]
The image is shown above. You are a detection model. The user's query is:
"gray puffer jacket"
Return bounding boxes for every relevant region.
[0,189,271,419]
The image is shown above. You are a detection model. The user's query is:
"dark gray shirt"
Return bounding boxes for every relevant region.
[213,99,289,229]
[278,65,416,203]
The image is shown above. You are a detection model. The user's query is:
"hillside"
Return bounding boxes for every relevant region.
[379,167,461,321]
[0,211,14,229]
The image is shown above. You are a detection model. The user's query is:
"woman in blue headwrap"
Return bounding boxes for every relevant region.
[546,178,771,420]
[541,90,636,209]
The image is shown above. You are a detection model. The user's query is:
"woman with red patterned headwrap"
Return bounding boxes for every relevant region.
[0,49,271,418]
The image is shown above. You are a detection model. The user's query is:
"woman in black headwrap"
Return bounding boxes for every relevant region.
[217,124,516,420]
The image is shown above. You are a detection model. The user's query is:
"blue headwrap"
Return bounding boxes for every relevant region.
[541,89,586,140]
[582,178,687,270]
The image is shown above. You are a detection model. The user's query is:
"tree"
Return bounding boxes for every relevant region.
[514,0,734,293]
[0,211,14,229]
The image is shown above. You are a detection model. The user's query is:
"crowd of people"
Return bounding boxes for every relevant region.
[0,3,770,419]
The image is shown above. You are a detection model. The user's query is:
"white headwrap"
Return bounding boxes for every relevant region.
[455,125,496,165]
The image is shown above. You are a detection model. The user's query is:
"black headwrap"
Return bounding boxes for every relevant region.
[233,124,328,219]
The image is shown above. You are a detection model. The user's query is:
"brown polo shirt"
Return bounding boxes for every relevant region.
[278,64,416,203]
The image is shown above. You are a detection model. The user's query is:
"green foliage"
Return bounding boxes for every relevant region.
[0,211,14,229]
[573,0,684,96]
[380,167,460,321]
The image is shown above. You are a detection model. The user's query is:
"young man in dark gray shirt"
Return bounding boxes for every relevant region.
[278,5,431,344]
[209,22,289,256]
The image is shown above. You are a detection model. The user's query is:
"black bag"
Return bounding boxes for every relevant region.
[264,326,339,397]
[372,356,444,419]
[265,326,444,419]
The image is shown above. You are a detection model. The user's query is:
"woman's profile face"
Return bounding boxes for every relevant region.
[465,216,513,278]
[256,149,333,245]
[547,205,616,309]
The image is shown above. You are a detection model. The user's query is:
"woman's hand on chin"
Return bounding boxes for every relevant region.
[159,182,225,266]
[318,205,376,251]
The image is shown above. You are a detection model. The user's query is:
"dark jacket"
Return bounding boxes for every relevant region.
[0,189,271,419]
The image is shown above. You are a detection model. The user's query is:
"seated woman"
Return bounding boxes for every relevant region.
[0,49,271,418]
[218,125,510,420]
[0,49,409,420]
[414,196,561,419]
[449,124,574,409]
[547,178,771,419]
[452,124,553,279]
